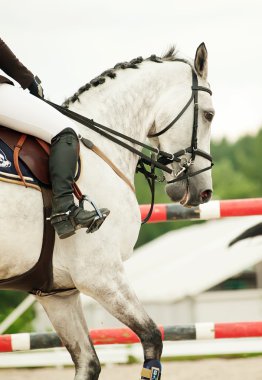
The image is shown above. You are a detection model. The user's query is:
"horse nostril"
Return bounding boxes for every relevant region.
[200,189,212,203]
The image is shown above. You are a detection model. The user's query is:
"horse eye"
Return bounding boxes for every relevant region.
[204,111,214,122]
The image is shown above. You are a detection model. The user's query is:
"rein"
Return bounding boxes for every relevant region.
[44,99,170,223]
[44,60,213,223]
[44,99,174,175]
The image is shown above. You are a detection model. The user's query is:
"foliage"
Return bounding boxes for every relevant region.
[136,128,262,247]
[0,128,261,333]
[0,291,35,333]
[212,130,262,199]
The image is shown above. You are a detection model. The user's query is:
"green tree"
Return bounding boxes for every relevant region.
[0,291,35,333]
[212,158,260,199]
[136,127,262,246]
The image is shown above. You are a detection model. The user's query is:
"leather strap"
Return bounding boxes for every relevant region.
[13,134,27,187]
[33,186,55,292]
[148,92,194,137]
[73,182,84,201]
[44,99,173,175]
[80,137,135,193]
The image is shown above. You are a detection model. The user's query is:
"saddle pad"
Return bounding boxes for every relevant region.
[0,139,40,190]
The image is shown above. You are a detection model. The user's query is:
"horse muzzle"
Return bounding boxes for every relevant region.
[165,180,188,203]
[165,181,212,207]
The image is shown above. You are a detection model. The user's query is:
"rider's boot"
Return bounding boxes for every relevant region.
[49,127,110,239]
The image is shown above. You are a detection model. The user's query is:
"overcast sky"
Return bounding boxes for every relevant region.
[1,0,261,141]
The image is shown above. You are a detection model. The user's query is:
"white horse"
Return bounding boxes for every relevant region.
[0,43,214,379]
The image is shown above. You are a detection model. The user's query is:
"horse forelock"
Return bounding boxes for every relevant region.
[62,46,181,108]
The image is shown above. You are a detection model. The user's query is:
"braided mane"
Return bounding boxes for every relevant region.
[63,46,178,108]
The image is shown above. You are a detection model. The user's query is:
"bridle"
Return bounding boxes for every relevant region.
[44,59,213,223]
[148,59,213,184]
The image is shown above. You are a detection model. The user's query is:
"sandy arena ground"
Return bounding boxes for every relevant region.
[1,358,262,380]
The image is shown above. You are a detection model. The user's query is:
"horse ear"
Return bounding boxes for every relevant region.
[194,42,208,79]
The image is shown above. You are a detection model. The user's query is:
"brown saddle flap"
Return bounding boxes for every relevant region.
[0,126,50,185]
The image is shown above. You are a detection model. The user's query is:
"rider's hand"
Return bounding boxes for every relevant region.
[28,76,44,98]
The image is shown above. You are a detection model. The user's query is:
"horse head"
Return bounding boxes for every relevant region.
[149,43,214,207]
[64,43,214,208]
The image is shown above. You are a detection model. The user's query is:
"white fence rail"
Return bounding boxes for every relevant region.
[1,339,262,368]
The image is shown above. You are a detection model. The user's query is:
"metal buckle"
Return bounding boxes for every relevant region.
[172,157,193,178]
[154,147,160,155]
[166,153,175,161]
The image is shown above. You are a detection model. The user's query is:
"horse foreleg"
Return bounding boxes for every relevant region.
[76,268,163,380]
[36,291,100,380]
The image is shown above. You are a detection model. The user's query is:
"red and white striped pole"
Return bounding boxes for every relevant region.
[140,198,262,223]
[1,322,262,352]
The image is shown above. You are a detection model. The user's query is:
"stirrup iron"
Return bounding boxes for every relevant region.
[80,195,108,234]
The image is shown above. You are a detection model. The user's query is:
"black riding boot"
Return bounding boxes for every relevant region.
[49,128,110,239]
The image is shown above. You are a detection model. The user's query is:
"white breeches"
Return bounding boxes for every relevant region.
[0,84,77,143]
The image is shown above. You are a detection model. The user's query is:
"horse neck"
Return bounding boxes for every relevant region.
[71,62,182,180]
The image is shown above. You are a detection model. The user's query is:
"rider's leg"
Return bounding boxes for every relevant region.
[0,84,73,142]
[0,84,109,238]
[49,127,109,239]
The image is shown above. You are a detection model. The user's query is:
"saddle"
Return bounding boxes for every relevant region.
[0,126,69,295]
[0,126,50,187]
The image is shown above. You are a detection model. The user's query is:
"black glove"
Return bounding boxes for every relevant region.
[28,75,44,98]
